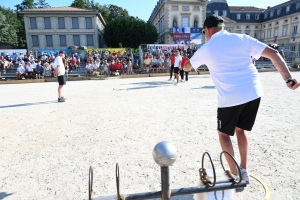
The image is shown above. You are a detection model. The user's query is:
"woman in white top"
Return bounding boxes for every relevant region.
[92,61,99,72]
[127,61,132,75]
[85,62,93,76]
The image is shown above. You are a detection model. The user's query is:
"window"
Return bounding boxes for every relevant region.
[267,30,271,38]
[46,35,53,47]
[246,26,250,29]
[283,27,287,36]
[222,10,227,16]
[194,6,199,11]
[86,35,94,46]
[263,25,266,28]
[58,17,65,29]
[276,21,279,25]
[173,18,177,27]
[261,32,265,39]
[44,17,51,29]
[293,25,298,33]
[255,26,259,29]
[182,17,189,27]
[72,17,79,29]
[73,35,80,46]
[274,29,278,36]
[284,19,288,23]
[85,17,92,29]
[294,17,298,21]
[254,32,258,39]
[291,46,295,51]
[59,35,67,46]
[32,35,39,46]
[236,26,240,29]
[246,14,250,20]
[269,24,272,27]
[30,17,37,29]
[194,19,198,27]
[182,6,189,11]
[270,11,274,17]
[264,13,268,19]
[297,3,300,10]
[172,6,178,11]
[236,14,241,20]
[286,6,290,12]
[277,8,282,15]
[255,14,259,20]
[214,10,219,15]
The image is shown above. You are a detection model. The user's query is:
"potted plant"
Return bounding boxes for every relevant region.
[292,62,299,69]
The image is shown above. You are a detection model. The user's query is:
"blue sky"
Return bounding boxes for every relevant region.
[2,0,289,21]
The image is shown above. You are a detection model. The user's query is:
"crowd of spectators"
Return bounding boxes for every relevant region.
[142,45,198,73]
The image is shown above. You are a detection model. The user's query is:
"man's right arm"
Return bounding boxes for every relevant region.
[261,46,299,90]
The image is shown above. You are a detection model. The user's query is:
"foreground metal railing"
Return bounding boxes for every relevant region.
[88,141,247,200]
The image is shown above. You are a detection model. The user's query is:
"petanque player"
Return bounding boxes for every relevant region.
[183,15,300,184]
[54,50,66,102]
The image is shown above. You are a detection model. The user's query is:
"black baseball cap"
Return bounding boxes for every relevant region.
[59,50,65,54]
[203,15,225,28]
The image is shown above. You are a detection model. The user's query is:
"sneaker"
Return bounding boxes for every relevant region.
[239,166,250,184]
[168,78,172,81]
[58,98,65,102]
[174,83,178,86]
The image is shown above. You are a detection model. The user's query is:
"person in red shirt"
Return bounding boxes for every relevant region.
[168,50,176,81]
[109,60,116,72]
[180,53,190,82]
[115,60,123,71]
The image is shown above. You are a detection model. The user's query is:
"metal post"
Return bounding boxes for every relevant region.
[161,167,170,200]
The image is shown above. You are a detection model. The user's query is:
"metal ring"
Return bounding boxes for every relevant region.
[116,163,121,200]
[201,152,216,187]
[89,166,93,200]
[220,151,242,184]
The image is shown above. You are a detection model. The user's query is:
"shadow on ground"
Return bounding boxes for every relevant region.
[0,101,56,109]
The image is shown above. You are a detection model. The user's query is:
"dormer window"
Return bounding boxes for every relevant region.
[297,3,300,9]
[222,10,227,16]
[286,6,290,12]
[264,13,268,19]
[214,10,219,15]
[237,14,241,20]
[255,14,259,20]
[246,14,250,20]
[277,8,282,15]
[270,11,274,17]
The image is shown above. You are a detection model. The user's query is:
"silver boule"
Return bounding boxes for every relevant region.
[152,141,177,167]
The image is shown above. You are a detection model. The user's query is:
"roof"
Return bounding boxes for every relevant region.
[22,6,95,12]
[229,6,265,12]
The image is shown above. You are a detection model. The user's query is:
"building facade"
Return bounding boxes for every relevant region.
[20,7,106,51]
[148,0,208,45]
[149,0,300,59]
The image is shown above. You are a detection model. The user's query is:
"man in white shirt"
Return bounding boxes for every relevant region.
[16,64,25,79]
[54,51,66,102]
[173,49,182,85]
[184,15,300,184]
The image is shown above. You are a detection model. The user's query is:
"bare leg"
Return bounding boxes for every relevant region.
[218,130,238,175]
[58,85,63,98]
[236,127,249,169]
[175,73,179,83]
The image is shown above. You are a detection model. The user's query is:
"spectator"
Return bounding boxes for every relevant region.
[127,60,132,75]
[3,59,11,73]
[18,52,24,60]
[35,61,44,79]
[70,55,77,72]
[180,53,190,82]
[11,52,18,66]
[121,60,127,75]
[43,62,51,78]
[144,56,152,73]
[25,61,34,79]
[168,50,176,81]
[15,64,25,80]
[74,53,80,66]
[85,62,93,76]
[109,60,116,72]
[92,61,99,72]
[157,56,164,73]
[115,60,123,71]
[165,56,171,73]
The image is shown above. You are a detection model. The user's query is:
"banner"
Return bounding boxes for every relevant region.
[173,33,190,40]
[86,48,127,55]
[146,44,185,50]
[172,27,203,45]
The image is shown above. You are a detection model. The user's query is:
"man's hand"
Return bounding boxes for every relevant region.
[287,79,300,90]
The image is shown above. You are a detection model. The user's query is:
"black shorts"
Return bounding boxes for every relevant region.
[217,98,261,136]
[174,67,179,74]
[152,64,158,68]
[58,75,66,85]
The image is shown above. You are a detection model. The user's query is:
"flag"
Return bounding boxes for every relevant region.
[274,36,277,42]
[291,32,296,41]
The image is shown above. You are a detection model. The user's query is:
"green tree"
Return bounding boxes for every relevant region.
[70,0,88,9]
[36,0,51,8]
[15,0,36,12]
[0,7,19,46]
[103,17,158,48]
[108,4,130,21]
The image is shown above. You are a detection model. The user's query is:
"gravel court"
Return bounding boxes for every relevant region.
[0,71,299,200]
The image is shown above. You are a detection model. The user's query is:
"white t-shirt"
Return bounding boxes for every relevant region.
[190,30,267,108]
[26,65,33,72]
[17,66,25,74]
[54,56,65,76]
[86,64,92,70]
[174,55,182,67]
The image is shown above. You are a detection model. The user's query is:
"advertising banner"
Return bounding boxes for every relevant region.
[86,48,127,55]
[172,27,203,45]
[146,44,185,50]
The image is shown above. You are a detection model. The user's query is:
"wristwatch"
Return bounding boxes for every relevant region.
[285,78,295,86]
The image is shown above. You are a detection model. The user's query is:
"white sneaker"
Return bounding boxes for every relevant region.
[168,78,172,81]
[239,166,250,184]
[174,83,178,86]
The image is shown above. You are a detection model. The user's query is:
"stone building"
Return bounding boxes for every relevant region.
[20,7,106,51]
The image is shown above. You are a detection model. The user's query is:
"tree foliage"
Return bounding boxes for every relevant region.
[37,0,51,8]
[103,18,158,48]
[0,7,19,46]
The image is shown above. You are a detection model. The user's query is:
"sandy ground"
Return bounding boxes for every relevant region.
[0,71,300,200]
